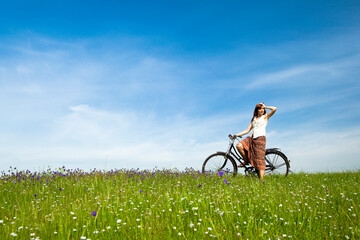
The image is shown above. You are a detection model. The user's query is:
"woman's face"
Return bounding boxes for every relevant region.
[258,106,265,115]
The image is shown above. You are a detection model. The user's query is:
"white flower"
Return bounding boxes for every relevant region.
[10,233,17,237]
[190,223,194,228]
[81,237,86,240]
[117,219,122,223]
[173,227,177,229]
[178,233,182,236]
[136,219,140,222]
[0,220,3,223]
[30,233,35,236]
[208,227,212,231]
[70,212,75,215]
[54,232,58,235]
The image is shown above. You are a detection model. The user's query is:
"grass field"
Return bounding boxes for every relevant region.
[0,167,359,239]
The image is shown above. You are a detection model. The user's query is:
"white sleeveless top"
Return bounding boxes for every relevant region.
[252,115,267,138]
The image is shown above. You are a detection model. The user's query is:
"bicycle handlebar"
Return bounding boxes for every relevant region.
[228,134,242,140]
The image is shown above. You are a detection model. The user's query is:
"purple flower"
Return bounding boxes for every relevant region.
[198,184,202,188]
[59,188,62,191]
[140,190,142,193]
[218,171,224,177]
[34,194,37,197]
[326,189,328,194]
[224,179,229,185]
[91,211,96,217]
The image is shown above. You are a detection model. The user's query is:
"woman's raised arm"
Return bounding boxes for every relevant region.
[264,105,277,119]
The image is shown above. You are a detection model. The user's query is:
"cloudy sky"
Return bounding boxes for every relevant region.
[0,0,359,172]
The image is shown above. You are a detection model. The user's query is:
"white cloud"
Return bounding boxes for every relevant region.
[0,103,244,171]
[245,58,354,90]
[267,127,360,172]
[1,33,359,173]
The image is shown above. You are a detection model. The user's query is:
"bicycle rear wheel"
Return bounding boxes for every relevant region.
[265,149,290,176]
[202,152,237,177]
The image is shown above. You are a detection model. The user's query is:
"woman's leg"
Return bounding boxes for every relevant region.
[259,169,265,181]
[236,143,249,164]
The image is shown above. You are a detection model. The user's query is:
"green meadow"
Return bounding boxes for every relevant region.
[0,167,359,239]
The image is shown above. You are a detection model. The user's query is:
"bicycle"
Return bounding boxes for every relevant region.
[202,134,290,177]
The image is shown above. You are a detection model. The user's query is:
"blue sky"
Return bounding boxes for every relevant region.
[0,0,359,172]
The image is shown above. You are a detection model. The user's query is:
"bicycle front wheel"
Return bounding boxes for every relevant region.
[202,152,237,177]
[265,149,290,176]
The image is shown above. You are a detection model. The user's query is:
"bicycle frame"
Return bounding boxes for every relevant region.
[224,137,243,163]
[223,135,280,176]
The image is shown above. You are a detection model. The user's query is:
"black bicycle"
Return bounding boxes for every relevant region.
[202,134,290,177]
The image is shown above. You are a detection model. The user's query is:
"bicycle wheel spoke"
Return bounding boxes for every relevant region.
[202,152,237,176]
[264,150,289,176]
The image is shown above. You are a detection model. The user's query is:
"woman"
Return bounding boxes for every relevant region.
[233,103,277,181]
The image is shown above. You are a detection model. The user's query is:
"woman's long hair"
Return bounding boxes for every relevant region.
[251,103,266,122]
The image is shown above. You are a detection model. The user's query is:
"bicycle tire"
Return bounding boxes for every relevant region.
[265,149,290,176]
[202,152,238,177]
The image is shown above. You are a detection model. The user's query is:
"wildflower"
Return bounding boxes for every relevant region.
[117,219,122,223]
[218,171,224,177]
[0,220,3,223]
[224,179,229,185]
[190,223,194,228]
[59,188,63,191]
[10,233,17,237]
[140,190,142,193]
[173,227,177,229]
[54,232,57,234]
[198,184,202,188]
[91,211,96,217]
[70,212,75,215]
[178,232,182,236]
[30,233,35,236]
[81,237,86,239]
[34,194,37,197]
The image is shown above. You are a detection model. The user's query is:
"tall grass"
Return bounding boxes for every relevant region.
[0,167,359,239]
